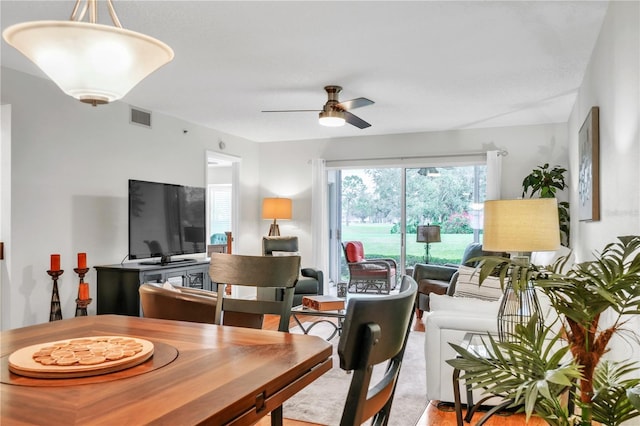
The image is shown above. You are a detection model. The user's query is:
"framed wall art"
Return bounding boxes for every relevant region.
[578,106,600,221]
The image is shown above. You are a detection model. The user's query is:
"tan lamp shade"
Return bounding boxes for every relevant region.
[483,198,560,253]
[262,198,292,236]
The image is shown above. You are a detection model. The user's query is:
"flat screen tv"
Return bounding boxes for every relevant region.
[128,179,206,265]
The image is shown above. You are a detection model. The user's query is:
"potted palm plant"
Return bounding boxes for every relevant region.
[448,236,640,426]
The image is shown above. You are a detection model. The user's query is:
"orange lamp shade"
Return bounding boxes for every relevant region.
[262,198,292,220]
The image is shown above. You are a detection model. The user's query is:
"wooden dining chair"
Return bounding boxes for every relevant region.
[337,275,418,426]
[209,252,301,332]
[209,252,301,426]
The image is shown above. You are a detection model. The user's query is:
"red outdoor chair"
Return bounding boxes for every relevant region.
[342,241,397,294]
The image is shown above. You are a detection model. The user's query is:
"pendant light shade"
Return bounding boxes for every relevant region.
[2,1,174,106]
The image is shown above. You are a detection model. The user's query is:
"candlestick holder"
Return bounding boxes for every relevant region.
[47,270,64,321]
[74,267,92,317]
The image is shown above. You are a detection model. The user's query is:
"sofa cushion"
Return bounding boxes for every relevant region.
[531,245,574,274]
[430,292,502,316]
[452,265,503,301]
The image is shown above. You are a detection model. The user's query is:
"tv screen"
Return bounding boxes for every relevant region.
[128,179,206,264]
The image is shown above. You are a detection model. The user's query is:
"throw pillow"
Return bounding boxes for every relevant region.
[453,265,503,301]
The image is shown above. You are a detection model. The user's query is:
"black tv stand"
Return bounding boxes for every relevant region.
[95,259,211,316]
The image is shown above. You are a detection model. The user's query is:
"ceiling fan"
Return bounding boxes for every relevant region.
[262,85,374,129]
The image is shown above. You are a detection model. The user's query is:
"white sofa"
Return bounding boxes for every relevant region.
[425,294,502,405]
[424,246,573,405]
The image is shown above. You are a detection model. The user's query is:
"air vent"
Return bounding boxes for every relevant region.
[130,107,152,128]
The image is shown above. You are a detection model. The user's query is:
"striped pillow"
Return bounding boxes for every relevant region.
[453,265,503,301]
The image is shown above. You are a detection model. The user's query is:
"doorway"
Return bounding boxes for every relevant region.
[206,151,240,254]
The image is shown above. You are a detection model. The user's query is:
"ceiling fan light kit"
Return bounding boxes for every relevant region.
[2,0,174,106]
[263,85,374,129]
[319,109,345,127]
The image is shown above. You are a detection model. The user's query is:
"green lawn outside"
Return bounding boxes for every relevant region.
[341,223,476,266]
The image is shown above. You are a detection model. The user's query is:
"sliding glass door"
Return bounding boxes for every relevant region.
[329,163,486,287]
[338,168,402,284]
[404,165,486,269]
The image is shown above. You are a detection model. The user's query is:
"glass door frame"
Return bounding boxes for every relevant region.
[327,162,487,287]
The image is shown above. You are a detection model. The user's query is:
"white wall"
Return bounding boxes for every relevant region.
[1,67,260,329]
[3,65,570,330]
[1,104,11,329]
[258,123,570,262]
[568,0,640,257]
[566,1,640,379]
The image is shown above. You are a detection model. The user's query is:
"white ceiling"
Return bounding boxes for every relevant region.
[1,1,609,143]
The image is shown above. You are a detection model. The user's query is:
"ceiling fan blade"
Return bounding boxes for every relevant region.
[338,97,374,111]
[344,111,371,129]
[261,109,320,113]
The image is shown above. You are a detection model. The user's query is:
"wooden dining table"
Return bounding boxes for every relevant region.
[0,315,333,425]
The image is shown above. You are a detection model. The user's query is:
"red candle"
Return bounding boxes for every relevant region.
[78,252,87,269]
[50,254,60,271]
[79,282,90,300]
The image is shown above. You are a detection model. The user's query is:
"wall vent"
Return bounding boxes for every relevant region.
[130,107,152,128]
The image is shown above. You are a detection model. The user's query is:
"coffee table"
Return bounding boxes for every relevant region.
[291,305,345,340]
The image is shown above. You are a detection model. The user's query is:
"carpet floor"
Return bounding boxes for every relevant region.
[285,321,427,425]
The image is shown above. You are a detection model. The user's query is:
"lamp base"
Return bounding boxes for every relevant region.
[497,279,544,342]
[268,223,280,236]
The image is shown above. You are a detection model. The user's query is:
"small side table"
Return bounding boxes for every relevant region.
[291,305,346,341]
[452,333,513,425]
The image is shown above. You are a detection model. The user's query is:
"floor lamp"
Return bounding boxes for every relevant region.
[483,198,560,342]
[416,224,441,264]
[262,198,292,236]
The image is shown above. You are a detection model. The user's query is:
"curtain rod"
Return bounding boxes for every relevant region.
[324,149,508,165]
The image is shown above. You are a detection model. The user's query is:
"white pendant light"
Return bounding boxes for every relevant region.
[2,0,174,106]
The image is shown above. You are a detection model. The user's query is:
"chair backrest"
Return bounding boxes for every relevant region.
[343,241,365,263]
[139,283,218,324]
[337,275,418,426]
[209,253,300,332]
[262,236,299,256]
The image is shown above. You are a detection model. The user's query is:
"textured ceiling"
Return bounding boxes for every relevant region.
[1,1,609,142]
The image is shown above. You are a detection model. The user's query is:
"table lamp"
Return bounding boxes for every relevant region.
[262,197,292,236]
[483,198,560,342]
[416,224,441,263]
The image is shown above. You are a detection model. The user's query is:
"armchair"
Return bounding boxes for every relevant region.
[139,283,218,324]
[342,241,397,294]
[412,243,503,318]
[259,236,324,306]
